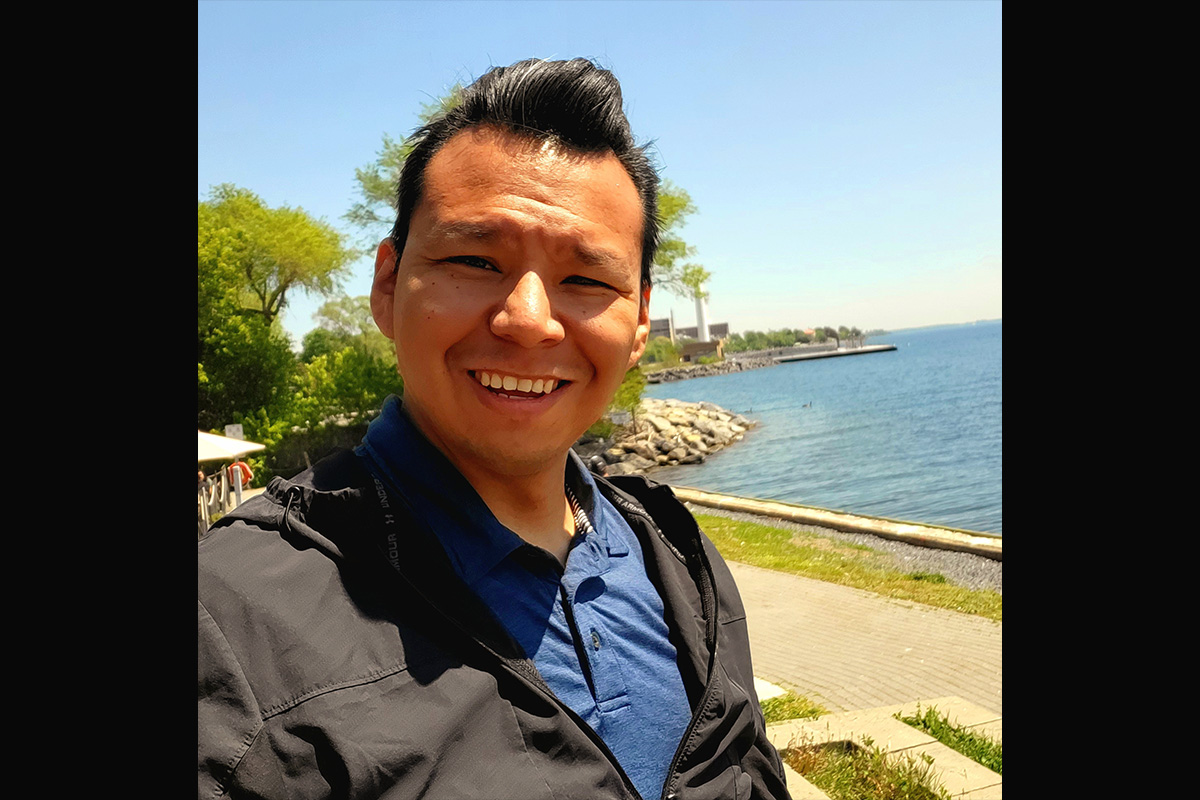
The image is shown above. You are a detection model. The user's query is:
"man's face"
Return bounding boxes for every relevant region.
[371,127,650,479]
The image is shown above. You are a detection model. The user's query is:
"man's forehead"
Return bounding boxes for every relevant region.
[425,127,636,200]
[415,128,643,254]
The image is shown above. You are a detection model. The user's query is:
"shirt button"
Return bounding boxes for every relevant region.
[591,630,601,650]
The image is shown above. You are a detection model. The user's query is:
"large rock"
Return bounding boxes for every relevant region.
[575,398,756,477]
[644,415,674,433]
[620,454,657,471]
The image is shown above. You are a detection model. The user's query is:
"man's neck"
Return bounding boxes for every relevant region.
[456,456,576,565]
[400,402,576,563]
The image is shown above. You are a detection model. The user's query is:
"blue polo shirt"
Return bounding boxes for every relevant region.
[356,396,692,800]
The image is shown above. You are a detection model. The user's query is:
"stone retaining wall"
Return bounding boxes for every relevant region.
[645,358,776,384]
[574,398,755,476]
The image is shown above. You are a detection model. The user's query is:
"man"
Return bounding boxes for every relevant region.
[199,58,791,800]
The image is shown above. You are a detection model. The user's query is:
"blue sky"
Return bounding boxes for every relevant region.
[199,0,1001,346]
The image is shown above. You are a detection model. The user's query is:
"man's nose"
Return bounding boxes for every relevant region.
[491,271,566,346]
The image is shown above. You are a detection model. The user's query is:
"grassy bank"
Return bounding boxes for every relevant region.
[694,513,1002,621]
[896,705,1002,775]
[783,738,952,800]
[762,693,999,799]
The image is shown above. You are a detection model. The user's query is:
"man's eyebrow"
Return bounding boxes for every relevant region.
[426,220,504,242]
[427,219,627,270]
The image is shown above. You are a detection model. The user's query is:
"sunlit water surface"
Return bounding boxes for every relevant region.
[645,320,1002,534]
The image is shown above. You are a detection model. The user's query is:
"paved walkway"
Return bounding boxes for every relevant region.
[730,561,1002,716]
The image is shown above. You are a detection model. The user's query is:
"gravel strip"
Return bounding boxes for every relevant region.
[685,504,1002,595]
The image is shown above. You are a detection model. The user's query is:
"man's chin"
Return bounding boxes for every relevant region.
[453,434,579,480]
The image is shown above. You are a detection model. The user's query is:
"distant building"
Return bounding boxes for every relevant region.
[675,322,729,340]
[680,339,724,362]
[649,317,675,341]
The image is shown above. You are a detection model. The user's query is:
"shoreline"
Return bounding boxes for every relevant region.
[689,504,1002,595]
[669,484,1001,560]
[645,343,897,383]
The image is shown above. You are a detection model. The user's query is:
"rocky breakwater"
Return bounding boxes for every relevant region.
[645,357,776,383]
[575,398,756,476]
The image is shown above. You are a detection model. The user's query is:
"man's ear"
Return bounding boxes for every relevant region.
[370,239,399,340]
[627,285,652,370]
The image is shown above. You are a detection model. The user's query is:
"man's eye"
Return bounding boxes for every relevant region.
[446,256,495,270]
[564,275,616,290]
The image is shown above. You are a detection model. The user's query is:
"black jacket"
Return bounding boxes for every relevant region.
[198,450,790,800]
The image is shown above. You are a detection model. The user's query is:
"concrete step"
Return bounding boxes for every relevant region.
[764,695,1002,799]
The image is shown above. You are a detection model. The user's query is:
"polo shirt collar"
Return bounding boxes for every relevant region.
[357,395,629,583]
[357,395,523,586]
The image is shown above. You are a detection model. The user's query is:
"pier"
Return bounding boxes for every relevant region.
[773,344,897,363]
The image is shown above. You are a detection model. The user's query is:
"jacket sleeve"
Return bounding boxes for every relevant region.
[198,600,278,799]
[703,538,793,800]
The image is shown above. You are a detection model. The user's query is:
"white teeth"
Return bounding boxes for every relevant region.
[477,372,560,394]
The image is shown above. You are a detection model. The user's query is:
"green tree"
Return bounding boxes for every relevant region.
[640,335,683,366]
[200,184,355,326]
[343,91,464,250]
[300,327,355,363]
[823,326,840,348]
[611,367,646,418]
[198,212,297,431]
[653,180,712,299]
[289,347,401,431]
[311,295,395,362]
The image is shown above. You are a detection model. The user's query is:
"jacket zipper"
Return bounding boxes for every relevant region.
[601,486,722,800]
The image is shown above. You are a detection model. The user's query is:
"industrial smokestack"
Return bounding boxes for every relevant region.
[694,288,710,343]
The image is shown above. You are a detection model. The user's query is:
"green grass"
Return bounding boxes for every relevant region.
[783,737,952,800]
[896,705,1002,775]
[694,513,1002,621]
[759,691,827,724]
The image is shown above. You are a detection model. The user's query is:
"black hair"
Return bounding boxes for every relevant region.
[390,58,660,290]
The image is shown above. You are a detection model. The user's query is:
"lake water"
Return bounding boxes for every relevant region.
[644,320,1002,534]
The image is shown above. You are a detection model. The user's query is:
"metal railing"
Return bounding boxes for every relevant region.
[197,467,248,537]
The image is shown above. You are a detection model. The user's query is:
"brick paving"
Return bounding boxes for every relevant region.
[729,561,1002,716]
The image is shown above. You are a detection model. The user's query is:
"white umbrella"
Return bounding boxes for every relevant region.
[198,430,267,462]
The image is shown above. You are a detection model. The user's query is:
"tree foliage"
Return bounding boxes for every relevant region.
[311,295,395,362]
[723,325,870,353]
[198,209,297,431]
[724,328,811,353]
[200,184,355,325]
[199,190,391,481]
[343,91,464,250]
[289,346,401,432]
[640,335,684,366]
[611,367,646,416]
[293,294,402,428]
[652,180,711,300]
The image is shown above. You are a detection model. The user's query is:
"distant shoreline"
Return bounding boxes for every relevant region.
[646,342,897,383]
[877,318,1001,336]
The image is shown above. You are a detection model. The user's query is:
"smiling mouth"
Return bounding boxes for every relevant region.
[471,370,571,399]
